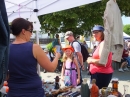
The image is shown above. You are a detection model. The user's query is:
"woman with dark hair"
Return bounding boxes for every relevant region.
[7,18,61,97]
[87,25,113,89]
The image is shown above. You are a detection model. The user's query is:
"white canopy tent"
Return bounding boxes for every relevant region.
[123,32,130,42]
[5,0,100,22]
[5,0,101,75]
[123,32,130,38]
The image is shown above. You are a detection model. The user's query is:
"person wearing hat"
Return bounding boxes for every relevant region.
[64,31,84,85]
[87,25,113,89]
[61,45,80,86]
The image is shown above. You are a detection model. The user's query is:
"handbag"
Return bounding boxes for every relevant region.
[64,59,73,86]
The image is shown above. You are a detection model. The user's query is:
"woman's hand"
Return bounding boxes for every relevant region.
[77,78,80,85]
[55,52,61,59]
[87,57,93,64]
[81,65,85,70]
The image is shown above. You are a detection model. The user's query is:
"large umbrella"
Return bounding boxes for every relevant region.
[5,0,101,75]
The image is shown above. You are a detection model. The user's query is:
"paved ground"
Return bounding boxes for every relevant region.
[40,70,130,95]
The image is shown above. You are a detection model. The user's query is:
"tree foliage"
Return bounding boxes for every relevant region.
[38,0,130,36]
[123,24,130,35]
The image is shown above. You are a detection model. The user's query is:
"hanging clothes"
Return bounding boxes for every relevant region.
[0,0,10,89]
[99,0,123,64]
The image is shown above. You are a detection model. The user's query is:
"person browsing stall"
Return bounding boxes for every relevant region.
[87,25,113,89]
[7,18,61,97]
[65,31,84,85]
[61,45,80,86]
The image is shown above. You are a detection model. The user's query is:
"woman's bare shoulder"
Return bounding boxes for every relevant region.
[33,44,40,48]
[100,41,104,44]
[33,44,44,58]
[33,44,44,51]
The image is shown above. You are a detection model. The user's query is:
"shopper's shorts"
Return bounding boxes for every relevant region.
[121,58,127,63]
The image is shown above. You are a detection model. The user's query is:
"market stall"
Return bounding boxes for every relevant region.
[42,77,125,97]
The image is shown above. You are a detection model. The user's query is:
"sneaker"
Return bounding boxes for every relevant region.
[118,68,124,72]
[124,67,130,71]
[127,65,130,68]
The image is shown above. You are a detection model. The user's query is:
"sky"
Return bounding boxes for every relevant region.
[122,15,130,25]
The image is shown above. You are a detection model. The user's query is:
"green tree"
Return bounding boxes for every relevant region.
[38,0,130,36]
[123,24,130,35]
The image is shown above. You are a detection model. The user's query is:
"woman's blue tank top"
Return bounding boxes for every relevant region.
[8,42,44,96]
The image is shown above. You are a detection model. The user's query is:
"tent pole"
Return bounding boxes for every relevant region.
[34,0,41,76]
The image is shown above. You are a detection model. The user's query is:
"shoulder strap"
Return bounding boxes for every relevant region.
[75,40,81,45]
[71,40,78,45]
[92,42,101,55]
[71,57,74,68]
[70,57,74,82]
[71,40,81,51]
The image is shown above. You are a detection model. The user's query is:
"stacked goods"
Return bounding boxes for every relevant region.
[81,78,90,97]
[45,86,74,97]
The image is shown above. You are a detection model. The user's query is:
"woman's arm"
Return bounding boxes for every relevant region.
[87,57,99,64]
[33,44,60,72]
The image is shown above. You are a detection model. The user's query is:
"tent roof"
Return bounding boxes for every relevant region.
[5,0,101,22]
[123,32,130,38]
